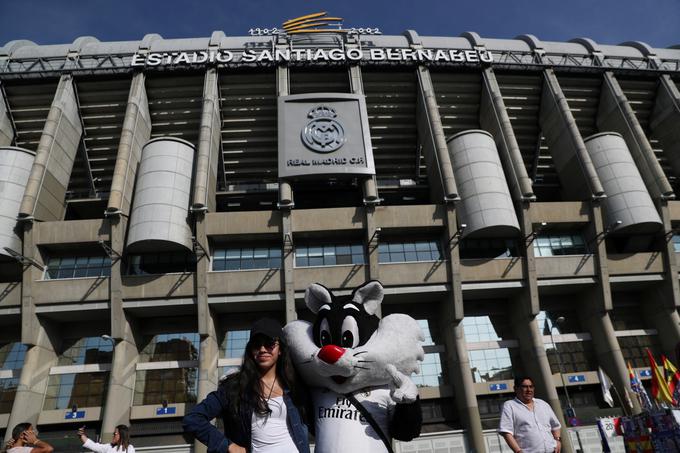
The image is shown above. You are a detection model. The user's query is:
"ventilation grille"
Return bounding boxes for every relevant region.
[363,70,418,180]
[3,81,58,150]
[496,73,559,193]
[147,75,203,145]
[66,78,130,199]
[618,77,677,190]
[219,72,277,189]
[431,71,481,138]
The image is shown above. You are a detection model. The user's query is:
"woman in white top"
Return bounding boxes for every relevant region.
[78,424,135,453]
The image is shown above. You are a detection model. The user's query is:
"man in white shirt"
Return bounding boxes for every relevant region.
[6,422,54,453]
[499,376,562,453]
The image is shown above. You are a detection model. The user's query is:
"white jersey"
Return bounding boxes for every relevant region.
[312,386,395,453]
[251,396,297,453]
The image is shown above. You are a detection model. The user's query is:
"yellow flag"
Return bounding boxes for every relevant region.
[647,349,674,404]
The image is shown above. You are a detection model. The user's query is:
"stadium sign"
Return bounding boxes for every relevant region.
[131,48,492,67]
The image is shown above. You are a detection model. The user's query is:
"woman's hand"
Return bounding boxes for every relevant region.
[77,426,88,444]
[228,443,246,453]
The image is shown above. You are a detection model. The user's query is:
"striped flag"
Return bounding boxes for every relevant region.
[662,355,680,406]
[628,361,653,410]
[647,349,674,405]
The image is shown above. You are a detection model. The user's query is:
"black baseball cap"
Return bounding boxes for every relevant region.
[250,318,283,340]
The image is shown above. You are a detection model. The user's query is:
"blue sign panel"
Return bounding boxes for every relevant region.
[65,410,86,420]
[568,375,585,383]
[489,383,508,391]
[639,369,651,378]
[156,407,176,416]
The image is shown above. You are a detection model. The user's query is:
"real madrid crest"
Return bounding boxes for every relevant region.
[301,106,346,153]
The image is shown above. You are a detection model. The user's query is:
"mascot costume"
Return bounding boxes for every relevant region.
[283,280,425,453]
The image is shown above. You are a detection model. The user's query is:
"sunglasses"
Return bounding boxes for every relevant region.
[250,337,280,350]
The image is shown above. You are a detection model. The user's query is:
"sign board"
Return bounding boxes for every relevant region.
[278,93,375,178]
[156,406,177,416]
[568,374,586,383]
[65,410,85,420]
[639,369,652,378]
[489,383,508,391]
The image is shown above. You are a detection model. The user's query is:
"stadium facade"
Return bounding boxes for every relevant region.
[0,23,679,452]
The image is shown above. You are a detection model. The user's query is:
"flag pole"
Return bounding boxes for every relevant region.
[611,383,631,417]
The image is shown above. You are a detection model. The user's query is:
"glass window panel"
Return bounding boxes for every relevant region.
[269,248,282,258]
[309,256,324,266]
[351,244,363,255]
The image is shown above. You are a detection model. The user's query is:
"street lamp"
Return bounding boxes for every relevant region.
[101,335,116,358]
[548,316,576,422]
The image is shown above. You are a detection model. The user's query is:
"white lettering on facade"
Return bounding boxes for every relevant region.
[130,47,494,66]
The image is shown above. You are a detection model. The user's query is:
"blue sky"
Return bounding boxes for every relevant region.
[1,0,678,48]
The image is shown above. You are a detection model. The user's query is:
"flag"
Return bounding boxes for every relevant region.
[598,366,614,407]
[628,361,653,411]
[598,418,613,453]
[647,349,674,405]
[662,355,680,405]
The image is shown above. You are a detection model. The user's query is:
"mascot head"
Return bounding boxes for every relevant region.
[284,280,425,395]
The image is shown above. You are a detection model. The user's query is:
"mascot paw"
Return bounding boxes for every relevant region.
[386,364,419,403]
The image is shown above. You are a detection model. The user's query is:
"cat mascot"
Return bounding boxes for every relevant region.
[283,280,424,453]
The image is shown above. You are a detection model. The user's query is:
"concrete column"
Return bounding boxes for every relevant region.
[192,68,221,213]
[641,200,680,353]
[598,72,674,200]
[650,75,680,179]
[539,69,605,199]
[514,204,575,453]
[194,213,217,453]
[441,205,484,452]
[6,221,59,443]
[5,321,58,444]
[100,315,139,442]
[348,65,380,204]
[480,68,535,201]
[578,288,641,415]
[365,206,379,281]
[107,72,151,216]
[579,202,641,413]
[415,66,459,202]
[0,83,14,146]
[18,74,83,221]
[277,65,293,208]
[282,211,296,323]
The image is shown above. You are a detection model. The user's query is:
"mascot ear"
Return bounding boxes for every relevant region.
[352,280,384,315]
[305,283,333,314]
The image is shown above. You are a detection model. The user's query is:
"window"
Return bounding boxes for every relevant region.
[378,240,442,263]
[619,336,661,368]
[135,332,199,406]
[133,368,197,405]
[0,378,18,413]
[535,233,588,257]
[412,319,445,387]
[128,252,196,275]
[459,238,519,259]
[537,311,597,373]
[672,235,680,253]
[213,246,281,271]
[43,372,108,410]
[221,330,250,359]
[463,316,515,383]
[45,255,111,279]
[295,243,364,267]
[58,337,113,366]
[0,343,27,370]
[139,333,200,362]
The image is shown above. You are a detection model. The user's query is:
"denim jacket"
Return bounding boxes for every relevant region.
[183,375,310,453]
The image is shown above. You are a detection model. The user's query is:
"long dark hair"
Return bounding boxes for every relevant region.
[113,424,130,451]
[228,336,306,418]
